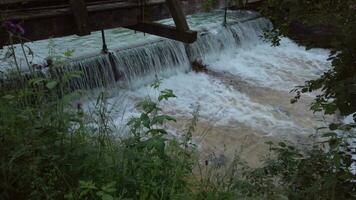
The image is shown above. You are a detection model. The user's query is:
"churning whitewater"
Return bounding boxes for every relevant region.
[0,10,331,141]
[101,10,331,139]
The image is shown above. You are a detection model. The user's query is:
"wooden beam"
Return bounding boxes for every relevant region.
[0,1,168,47]
[127,22,197,43]
[69,0,90,36]
[1,0,263,47]
[165,0,189,31]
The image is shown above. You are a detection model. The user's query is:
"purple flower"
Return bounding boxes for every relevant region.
[14,24,25,35]
[1,20,25,35]
[76,102,82,110]
[2,21,16,32]
[205,160,209,166]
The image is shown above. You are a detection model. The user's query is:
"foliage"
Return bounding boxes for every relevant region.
[0,63,196,199]
[256,2,356,199]
[260,0,356,116]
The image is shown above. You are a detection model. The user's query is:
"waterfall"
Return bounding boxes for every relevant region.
[62,16,271,90]
[186,18,272,62]
[111,40,190,88]
[0,14,272,91]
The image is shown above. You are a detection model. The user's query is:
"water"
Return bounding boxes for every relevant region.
[72,11,330,139]
[0,10,334,161]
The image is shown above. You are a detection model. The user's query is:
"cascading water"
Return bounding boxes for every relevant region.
[0,10,334,162]
[60,16,273,89]
[186,18,272,62]
[111,40,190,88]
[62,39,191,89]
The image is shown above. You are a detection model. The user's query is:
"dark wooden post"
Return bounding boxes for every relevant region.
[69,0,90,36]
[166,0,189,31]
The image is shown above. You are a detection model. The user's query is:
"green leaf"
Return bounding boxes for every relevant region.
[101,181,117,193]
[278,142,286,148]
[138,99,158,113]
[158,89,176,101]
[140,113,150,129]
[151,79,162,89]
[146,129,168,136]
[328,123,340,131]
[79,180,97,190]
[46,80,58,90]
[101,194,114,200]
[63,71,84,82]
[143,136,166,153]
[29,77,47,86]
[151,115,176,125]
[322,132,337,138]
[2,94,14,99]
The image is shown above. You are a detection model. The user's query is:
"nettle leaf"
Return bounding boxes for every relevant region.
[143,136,166,153]
[138,99,158,113]
[151,115,176,125]
[2,94,14,99]
[63,71,84,82]
[101,181,117,193]
[29,77,47,86]
[322,132,338,138]
[140,113,150,128]
[151,79,162,89]
[146,128,168,136]
[46,80,58,90]
[64,49,75,57]
[278,142,287,148]
[79,180,97,190]
[101,194,114,200]
[328,123,341,131]
[127,117,141,131]
[158,89,176,101]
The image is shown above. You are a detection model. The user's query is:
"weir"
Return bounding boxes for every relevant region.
[60,15,271,90]
[0,10,268,90]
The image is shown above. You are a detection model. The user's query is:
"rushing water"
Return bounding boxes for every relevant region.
[0,10,334,163]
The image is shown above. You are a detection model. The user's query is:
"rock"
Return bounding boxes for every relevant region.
[192,58,207,72]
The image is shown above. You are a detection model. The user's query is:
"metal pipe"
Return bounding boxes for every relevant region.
[101,29,108,53]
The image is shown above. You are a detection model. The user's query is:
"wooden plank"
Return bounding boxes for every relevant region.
[1,0,262,47]
[128,22,197,43]
[69,0,90,36]
[0,1,165,20]
[165,0,189,31]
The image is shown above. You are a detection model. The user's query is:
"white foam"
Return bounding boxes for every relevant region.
[111,72,308,136]
[205,38,331,91]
